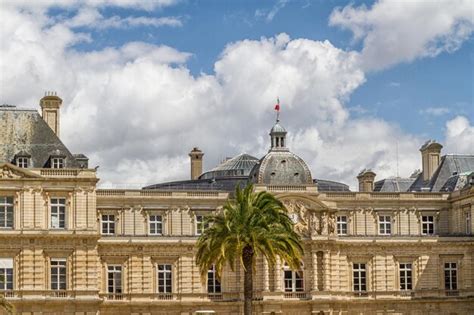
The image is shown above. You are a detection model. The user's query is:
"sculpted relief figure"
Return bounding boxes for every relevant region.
[328,213,336,235]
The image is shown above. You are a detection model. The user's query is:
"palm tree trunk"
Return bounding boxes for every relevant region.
[243,245,254,315]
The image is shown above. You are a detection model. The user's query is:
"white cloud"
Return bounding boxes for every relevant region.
[330,0,474,70]
[444,116,474,154]
[255,0,289,23]
[0,1,471,191]
[66,7,183,29]
[419,107,450,117]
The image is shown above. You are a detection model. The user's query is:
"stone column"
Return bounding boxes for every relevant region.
[263,257,269,291]
[274,257,282,291]
[311,251,318,291]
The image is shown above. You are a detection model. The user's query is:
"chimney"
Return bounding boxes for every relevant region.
[189,147,204,180]
[419,140,443,182]
[357,169,376,192]
[40,91,62,137]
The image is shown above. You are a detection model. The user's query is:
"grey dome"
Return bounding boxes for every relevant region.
[199,154,259,179]
[270,121,286,134]
[250,150,313,185]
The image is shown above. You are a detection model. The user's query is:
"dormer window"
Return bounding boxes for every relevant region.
[14,152,31,168]
[51,157,64,169]
[16,157,29,168]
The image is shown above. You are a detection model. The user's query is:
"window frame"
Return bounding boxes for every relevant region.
[207,265,221,294]
[149,214,163,236]
[352,263,367,292]
[50,258,67,291]
[196,214,209,236]
[466,211,471,235]
[421,215,435,235]
[157,264,173,293]
[101,214,116,235]
[50,198,66,229]
[0,258,14,290]
[378,215,392,235]
[16,157,29,168]
[444,262,457,291]
[51,157,65,169]
[399,263,413,291]
[0,196,14,229]
[283,263,304,292]
[107,265,123,294]
[336,215,348,235]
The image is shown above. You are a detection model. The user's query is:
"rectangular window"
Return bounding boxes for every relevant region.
[444,262,457,291]
[207,265,221,293]
[149,215,163,235]
[51,157,64,169]
[399,263,412,290]
[101,214,115,235]
[51,259,67,290]
[283,265,304,292]
[0,258,13,290]
[196,215,209,236]
[379,215,391,235]
[353,263,366,292]
[16,157,28,168]
[157,264,172,293]
[421,216,435,235]
[107,265,122,294]
[0,196,14,228]
[337,216,347,235]
[466,212,471,235]
[50,198,66,229]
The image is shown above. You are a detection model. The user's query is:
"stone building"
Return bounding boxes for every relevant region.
[0,94,473,315]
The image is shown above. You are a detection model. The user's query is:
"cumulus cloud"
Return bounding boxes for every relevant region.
[0,1,471,190]
[66,7,183,29]
[330,0,474,70]
[444,116,474,154]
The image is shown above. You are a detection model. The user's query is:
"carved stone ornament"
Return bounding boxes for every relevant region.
[283,200,315,237]
[0,165,21,179]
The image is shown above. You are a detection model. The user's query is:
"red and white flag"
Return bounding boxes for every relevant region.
[274,98,280,111]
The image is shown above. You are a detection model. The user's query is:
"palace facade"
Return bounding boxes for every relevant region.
[0,94,473,315]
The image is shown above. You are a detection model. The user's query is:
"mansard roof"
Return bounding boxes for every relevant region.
[0,105,84,168]
[409,155,474,192]
[374,177,416,192]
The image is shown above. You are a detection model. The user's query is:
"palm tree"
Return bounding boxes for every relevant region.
[196,183,304,315]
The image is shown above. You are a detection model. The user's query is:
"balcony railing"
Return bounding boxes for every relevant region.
[2,289,471,302]
[283,292,310,300]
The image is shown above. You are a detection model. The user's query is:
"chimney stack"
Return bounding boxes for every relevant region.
[357,169,376,192]
[419,140,443,182]
[189,147,204,180]
[40,91,62,137]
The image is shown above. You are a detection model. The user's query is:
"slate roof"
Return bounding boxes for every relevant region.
[374,177,416,192]
[0,105,86,168]
[315,179,350,192]
[199,154,259,179]
[409,155,474,192]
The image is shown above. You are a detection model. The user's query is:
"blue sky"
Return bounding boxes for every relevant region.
[68,0,473,141]
[1,0,473,188]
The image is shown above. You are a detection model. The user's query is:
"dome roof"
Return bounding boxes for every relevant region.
[199,154,259,179]
[270,121,286,134]
[250,150,313,185]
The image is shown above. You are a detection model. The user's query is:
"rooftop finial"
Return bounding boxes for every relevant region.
[274,97,280,122]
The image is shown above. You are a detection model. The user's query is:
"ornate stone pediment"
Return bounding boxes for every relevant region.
[281,197,337,237]
[0,163,42,179]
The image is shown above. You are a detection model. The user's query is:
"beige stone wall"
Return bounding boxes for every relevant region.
[1,167,473,314]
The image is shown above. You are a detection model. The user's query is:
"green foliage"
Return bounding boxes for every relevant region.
[196,183,304,279]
